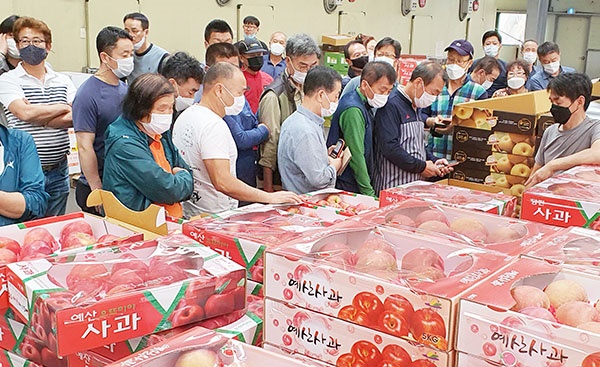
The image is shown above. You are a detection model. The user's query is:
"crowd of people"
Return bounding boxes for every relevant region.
[0,12,598,226]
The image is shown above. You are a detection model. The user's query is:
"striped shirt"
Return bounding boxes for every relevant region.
[0,64,76,166]
[373,88,436,192]
[428,79,486,160]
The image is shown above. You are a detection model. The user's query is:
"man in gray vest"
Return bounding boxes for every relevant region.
[123,12,169,84]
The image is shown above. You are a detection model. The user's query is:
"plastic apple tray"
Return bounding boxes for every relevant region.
[10,234,246,356]
[301,190,379,216]
[264,224,510,351]
[361,199,558,256]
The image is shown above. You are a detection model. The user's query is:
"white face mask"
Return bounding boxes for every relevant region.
[219,85,246,116]
[543,60,560,75]
[523,51,537,65]
[481,79,494,90]
[270,42,285,56]
[414,82,437,108]
[366,82,389,108]
[289,60,307,85]
[374,56,395,67]
[133,36,145,51]
[484,45,499,57]
[368,52,374,62]
[107,55,134,78]
[446,63,466,80]
[320,92,338,117]
[6,38,20,59]
[507,76,526,90]
[175,96,194,112]
[144,113,172,136]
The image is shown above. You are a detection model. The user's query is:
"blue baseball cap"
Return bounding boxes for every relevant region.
[445,39,474,58]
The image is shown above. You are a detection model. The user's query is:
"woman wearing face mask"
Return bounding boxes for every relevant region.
[0,15,21,75]
[103,73,193,217]
[492,60,530,98]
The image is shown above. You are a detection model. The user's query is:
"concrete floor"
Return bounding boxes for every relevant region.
[66,187,80,214]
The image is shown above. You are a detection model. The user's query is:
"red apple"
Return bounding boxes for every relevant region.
[20,240,54,260]
[409,308,447,343]
[0,237,21,255]
[40,347,61,367]
[204,292,235,318]
[401,248,445,272]
[111,254,149,281]
[23,228,58,251]
[109,268,145,289]
[66,263,109,294]
[61,232,96,250]
[414,210,448,226]
[59,220,93,242]
[174,349,217,367]
[0,248,18,264]
[145,261,188,287]
[170,302,205,327]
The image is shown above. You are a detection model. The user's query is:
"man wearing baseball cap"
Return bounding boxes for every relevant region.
[237,37,273,113]
[425,39,487,160]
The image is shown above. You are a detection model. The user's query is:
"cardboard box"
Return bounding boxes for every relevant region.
[301,188,379,216]
[107,326,311,367]
[521,177,600,228]
[456,257,600,367]
[67,350,114,367]
[555,164,600,184]
[452,90,551,135]
[451,148,534,177]
[536,113,555,137]
[263,343,333,367]
[264,224,510,351]
[455,352,501,366]
[361,200,560,255]
[0,212,143,309]
[264,298,454,366]
[451,169,527,196]
[321,34,354,46]
[0,349,44,367]
[182,206,326,283]
[593,79,600,98]
[453,126,537,156]
[379,180,518,217]
[6,234,246,356]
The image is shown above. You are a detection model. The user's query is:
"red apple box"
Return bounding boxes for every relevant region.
[264,223,510,351]
[301,189,379,216]
[6,234,245,357]
[0,212,143,309]
[555,164,600,185]
[360,199,560,256]
[521,177,600,228]
[106,326,311,367]
[379,180,517,217]
[456,257,600,367]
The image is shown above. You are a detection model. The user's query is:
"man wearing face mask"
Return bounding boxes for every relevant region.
[242,16,269,51]
[173,62,301,216]
[158,51,204,119]
[528,42,575,92]
[521,39,540,83]
[0,15,21,76]
[341,40,369,92]
[467,56,501,99]
[0,17,76,217]
[525,73,600,187]
[426,39,486,160]
[237,37,273,114]
[326,61,395,197]
[373,61,451,191]
[258,33,320,192]
[469,30,507,96]
[262,32,287,80]
[72,27,133,215]
[123,12,169,85]
[278,66,343,194]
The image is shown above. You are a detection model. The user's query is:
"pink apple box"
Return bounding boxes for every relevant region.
[456,257,600,367]
[182,205,326,283]
[262,342,334,367]
[555,164,600,184]
[264,297,454,366]
[264,224,511,351]
[359,199,560,256]
[0,212,144,309]
[455,351,500,367]
[521,176,600,228]
[379,180,518,217]
[301,188,379,216]
[6,234,246,357]
[523,226,600,275]
[106,326,311,367]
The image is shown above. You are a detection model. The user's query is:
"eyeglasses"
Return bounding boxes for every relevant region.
[447,57,470,67]
[507,71,526,78]
[375,52,397,59]
[18,38,46,47]
[243,24,257,30]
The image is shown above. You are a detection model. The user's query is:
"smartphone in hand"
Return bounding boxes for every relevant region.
[329,138,345,159]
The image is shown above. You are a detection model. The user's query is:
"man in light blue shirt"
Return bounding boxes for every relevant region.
[528,41,575,91]
[278,66,343,194]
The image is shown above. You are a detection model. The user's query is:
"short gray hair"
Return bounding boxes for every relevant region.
[286,33,321,58]
[410,61,447,85]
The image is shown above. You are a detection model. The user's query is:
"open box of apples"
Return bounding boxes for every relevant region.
[378,180,517,217]
[0,212,143,308]
[521,176,600,228]
[555,165,600,184]
[361,199,559,256]
[301,189,378,216]
[264,224,511,351]
[5,234,246,357]
[106,326,311,367]
[456,257,600,367]
[183,208,327,283]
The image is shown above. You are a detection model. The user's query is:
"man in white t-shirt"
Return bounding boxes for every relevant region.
[172,62,301,216]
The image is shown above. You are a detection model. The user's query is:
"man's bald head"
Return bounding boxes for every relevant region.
[203,61,243,91]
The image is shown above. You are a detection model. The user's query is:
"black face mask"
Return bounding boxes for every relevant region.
[550,102,574,125]
[247,55,264,72]
[351,55,369,70]
[20,44,47,66]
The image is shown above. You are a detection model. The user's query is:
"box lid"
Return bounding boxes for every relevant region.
[592,79,600,97]
[457,90,551,115]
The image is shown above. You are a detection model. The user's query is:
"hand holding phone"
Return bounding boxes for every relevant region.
[329,139,345,159]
